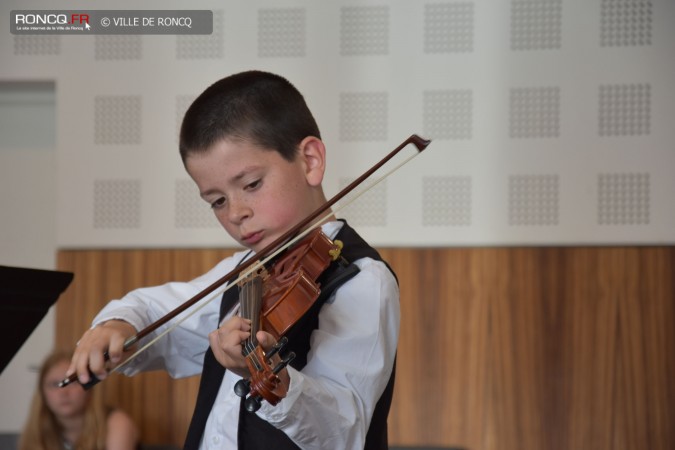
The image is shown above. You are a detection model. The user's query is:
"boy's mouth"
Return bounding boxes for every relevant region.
[241,231,263,246]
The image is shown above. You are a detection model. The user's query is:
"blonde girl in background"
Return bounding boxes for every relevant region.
[19,350,138,450]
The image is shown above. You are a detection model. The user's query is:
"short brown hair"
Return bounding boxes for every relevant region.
[179,70,321,163]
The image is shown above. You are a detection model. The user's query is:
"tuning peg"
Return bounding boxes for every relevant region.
[234,379,251,397]
[272,352,296,375]
[245,395,263,413]
[266,336,288,360]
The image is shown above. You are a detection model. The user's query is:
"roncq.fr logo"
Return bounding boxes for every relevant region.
[14,13,90,26]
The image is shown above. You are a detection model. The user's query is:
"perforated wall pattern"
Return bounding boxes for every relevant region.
[2,0,670,246]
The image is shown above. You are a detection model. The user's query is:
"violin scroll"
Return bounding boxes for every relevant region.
[234,337,296,412]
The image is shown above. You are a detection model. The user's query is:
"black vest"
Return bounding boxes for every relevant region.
[184,221,397,450]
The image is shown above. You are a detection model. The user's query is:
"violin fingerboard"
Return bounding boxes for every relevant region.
[240,276,263,355]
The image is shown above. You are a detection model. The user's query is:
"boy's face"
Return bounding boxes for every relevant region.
[185,137,325,253]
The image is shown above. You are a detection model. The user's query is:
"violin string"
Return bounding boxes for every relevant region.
[110,144,422,376]
[242,279,262,372]
[249,351,264,372]
[241,281,249,351]
[240,277,262,357]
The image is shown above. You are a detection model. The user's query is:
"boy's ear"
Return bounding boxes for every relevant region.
[298,136,326,186]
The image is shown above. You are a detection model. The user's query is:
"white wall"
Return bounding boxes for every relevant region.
[2,0,675,434]
[49,0,675,247]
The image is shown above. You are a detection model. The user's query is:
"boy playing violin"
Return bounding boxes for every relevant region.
[67,70,399,450]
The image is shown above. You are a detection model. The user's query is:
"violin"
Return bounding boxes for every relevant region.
[233,228,343,411]
[58,134,431,404]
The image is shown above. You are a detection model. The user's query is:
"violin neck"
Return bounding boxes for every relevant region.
[239,276,263,357]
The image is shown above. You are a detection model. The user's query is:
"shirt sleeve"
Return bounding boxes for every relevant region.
[92,251,246,379]
[255,256,400,450]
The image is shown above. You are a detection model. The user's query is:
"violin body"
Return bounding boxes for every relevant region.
[261,229,340,339]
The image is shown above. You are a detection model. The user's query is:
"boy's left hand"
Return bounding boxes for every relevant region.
[209,316,251,377]
[209,317,290,388]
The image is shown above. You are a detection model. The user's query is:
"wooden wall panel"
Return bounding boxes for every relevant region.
[56,247,675,450]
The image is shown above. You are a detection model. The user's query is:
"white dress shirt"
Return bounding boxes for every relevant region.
[93,221,400,450]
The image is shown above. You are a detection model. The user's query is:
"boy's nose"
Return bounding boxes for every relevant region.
[228,199,252,223]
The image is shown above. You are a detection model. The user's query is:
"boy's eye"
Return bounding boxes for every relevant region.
[210,197,226,209]
[246,179,261,190]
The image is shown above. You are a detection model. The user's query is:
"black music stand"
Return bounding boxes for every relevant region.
[0,265,73,374]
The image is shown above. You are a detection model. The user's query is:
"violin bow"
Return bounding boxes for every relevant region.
[60,134,430,389]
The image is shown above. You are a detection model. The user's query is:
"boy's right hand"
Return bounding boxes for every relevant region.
[67,319,137,385]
